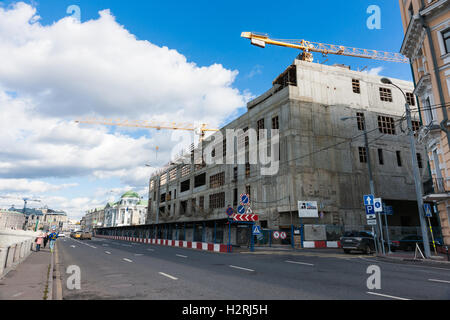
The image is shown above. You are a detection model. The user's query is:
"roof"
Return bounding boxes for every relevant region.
[121,191,140,199]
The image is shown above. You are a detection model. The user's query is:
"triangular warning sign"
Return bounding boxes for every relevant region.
[252,225,261,235]
[246,207,253,214]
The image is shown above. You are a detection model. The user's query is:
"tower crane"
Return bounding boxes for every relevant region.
[75,118,219,141]
[241,32,409,63]
[0,196,41,214]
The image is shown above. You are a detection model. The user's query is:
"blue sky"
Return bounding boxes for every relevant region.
[0,1,412,219]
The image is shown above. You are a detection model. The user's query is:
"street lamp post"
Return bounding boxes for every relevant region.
[341,116,385,255]
[381,77,432,259]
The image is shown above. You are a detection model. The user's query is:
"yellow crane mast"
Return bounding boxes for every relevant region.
[241,32,409,63]
[75,118,219,141]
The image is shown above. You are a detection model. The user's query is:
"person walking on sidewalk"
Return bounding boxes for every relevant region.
[35,233,44,252]
[43,232,49,249]
[48,229,59,253]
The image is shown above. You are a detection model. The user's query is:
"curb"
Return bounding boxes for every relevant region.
[375,255,450,268]
[45,249,54,300]
[53,242,63,300]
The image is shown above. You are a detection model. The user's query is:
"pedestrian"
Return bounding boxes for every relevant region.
[48,229,59,253]
[43,232,49,249]
[35,233,44,252]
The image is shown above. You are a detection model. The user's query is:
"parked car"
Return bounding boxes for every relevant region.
[341,231,376,254]
[58,233,66,237]
[391,234,442,252]
[81,232,92,240]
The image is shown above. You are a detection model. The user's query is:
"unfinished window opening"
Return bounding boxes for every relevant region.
[379,87,393,102]
[396,151,402,167]
[378,149,384,165]
[272,116,279,130]
[199,196,204,209]
[257,118,265,141]
[406,92,416,106]
[273,64,297,93]
[417,153,423,169]
[160,173,167,186]
[356,112,365,131]
[378,116,396,135]
[210,172,225,189]
[358,147,367,163]
[160,193,166,203]
[245,162,250,178]
[233,167,238,182]
[233,188,238,207]
[209,192,225,209]
[194,173,206,188]
[180,179,190,193]
[181,165,190,178]
[169,168,177,181]
[352,79,360,94]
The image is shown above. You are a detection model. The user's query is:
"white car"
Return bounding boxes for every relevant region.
[58,233,66,237]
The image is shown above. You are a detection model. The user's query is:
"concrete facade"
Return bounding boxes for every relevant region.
[144,60,428,242]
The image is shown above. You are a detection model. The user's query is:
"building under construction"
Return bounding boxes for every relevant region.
[97,59,435,247]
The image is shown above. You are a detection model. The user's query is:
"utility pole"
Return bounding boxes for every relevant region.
[341,116,385,254]
[381,78,431,258]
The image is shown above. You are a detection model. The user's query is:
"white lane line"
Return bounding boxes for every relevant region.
[147,249,155,252]
[123,258,133,263]
[105,251,111,255]
[122,244,132,247]
[134,254,143,256]
[70,245,76,248]
[366,292,411,300]
[428,278,450,284]
[159,272,178,280]
[12,292,23,298]
[176,254,188,258]
[229,265,255,272]
[285,260,314,266]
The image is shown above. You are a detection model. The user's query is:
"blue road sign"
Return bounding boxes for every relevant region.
[240,194,250,205]
[252,225,261,235]
[365,205,375,215]
[374,198,383,212]
[226,207,234,217]
[424,203,432,217]
[363,195,374,206]
[237,205,246,214]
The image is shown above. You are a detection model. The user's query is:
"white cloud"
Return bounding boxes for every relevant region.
[0,179,77,193]
[0,3,250,218]
[0,3,248,127]
[362,66,384,76]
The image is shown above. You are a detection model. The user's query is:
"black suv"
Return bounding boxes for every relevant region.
[341,231,375,254]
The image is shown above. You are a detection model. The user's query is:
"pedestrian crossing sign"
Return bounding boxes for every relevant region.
[252,225,261,235]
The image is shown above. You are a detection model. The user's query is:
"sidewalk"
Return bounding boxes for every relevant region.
[0,247,52,300]
[376,250,450,267]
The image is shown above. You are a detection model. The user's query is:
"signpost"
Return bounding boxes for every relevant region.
[424,203,437,255]
[228,194,259,253]
[363,194,383,255]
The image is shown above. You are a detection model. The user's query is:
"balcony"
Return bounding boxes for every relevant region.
[423,177,450,200]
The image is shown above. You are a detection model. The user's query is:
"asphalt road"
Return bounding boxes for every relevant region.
[56,236,450,300]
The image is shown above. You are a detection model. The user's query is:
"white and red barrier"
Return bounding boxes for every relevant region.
[96,235,228,253]
[302,241,341,249]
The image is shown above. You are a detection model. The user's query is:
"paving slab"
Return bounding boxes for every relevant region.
[0,248,52,300]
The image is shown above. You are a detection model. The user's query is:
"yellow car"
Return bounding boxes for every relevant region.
[71,231,82,239]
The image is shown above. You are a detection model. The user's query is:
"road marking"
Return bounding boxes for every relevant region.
[102,244,109,247]
[428,279,450,284]
[285,260,314,266]
[70,245,76,248]
[123,258,133,263]
[134,254,143,256]
[366,292,411,300]
[122,244,132,247]
[176,254,188,258]
[12,292,23,298]
[147,249,155,252]
[159,272,178,280]
[229,265,254,272]
[105,251,111,255]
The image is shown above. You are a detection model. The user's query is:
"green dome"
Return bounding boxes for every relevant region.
[121,191,140,199]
